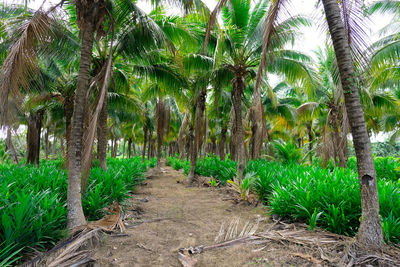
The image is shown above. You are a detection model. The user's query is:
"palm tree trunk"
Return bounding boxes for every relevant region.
[232,73,245,180]
[127,138,132,158]
[147,130,153,160]
[307,124,313,164]
[67,23,95,229]
[188,89,206,184]
[321,0,383,249]
[122,139,126,158]
[97,92,108,170]
[6,127,19,166]
[156,98,165,167]
[178,111,189,160]
[45,128,49,160]
[64,93,74,168]
[52,136,57,156]
[142,125,148,162]
[26,110,43,166]
[219,126,227,160]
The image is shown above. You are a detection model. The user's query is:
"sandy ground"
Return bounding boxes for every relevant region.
[92,165,326,267]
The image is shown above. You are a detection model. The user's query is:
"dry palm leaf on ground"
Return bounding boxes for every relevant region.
[22,201,125,267]
[179,218,400,267]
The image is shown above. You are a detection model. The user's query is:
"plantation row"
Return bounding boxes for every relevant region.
[0,157,154,265]
[166,156,400,243]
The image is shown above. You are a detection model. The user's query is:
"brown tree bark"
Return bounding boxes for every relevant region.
[97,92,108,170]
[6,127,19,165]
[26,110,43,166]
[231,71,245,180]
[148,130,153,160]
[64,93,74,168]
[188,89,206,184]
[127,138,132,158]
[219,126,227,160]
[178,111,189,160]
[142,125,148,162]
[307,124,313,164]
[322,0,383,249]
[155,98,165,167]
[45,128,49,160]
[67,20,95,229]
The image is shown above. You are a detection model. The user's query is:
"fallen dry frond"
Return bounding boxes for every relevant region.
[23,202,125,267]
[179,220,400,266]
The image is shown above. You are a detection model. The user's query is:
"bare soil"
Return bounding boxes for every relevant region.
[92,165,335,267]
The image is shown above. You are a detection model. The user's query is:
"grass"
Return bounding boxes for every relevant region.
[169,155,400,244]
[0,157,150,265]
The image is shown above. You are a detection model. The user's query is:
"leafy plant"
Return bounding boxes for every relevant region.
[227,172,257,201]
[209,178,219,187]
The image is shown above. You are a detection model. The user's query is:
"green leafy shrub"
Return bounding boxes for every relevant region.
[270,140,303,164]
[0,157,148,263]
[347,156,400,181]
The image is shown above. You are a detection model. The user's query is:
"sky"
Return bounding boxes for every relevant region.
[5,0,395,142]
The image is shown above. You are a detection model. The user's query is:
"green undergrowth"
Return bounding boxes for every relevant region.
[166,156,236,185]
[0,157,151,265]
[167,155,400,244]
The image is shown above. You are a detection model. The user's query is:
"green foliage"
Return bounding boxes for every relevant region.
[209,178,218,187]
[227,172,257,201]
[270,140,303,165]
[194,157,236,185]
[0,157,148,263]
[347,156,400,181]
[247,159,400,242]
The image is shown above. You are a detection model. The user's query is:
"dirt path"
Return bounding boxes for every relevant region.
[93,165,315,266]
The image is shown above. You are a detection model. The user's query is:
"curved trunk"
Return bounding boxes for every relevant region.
[188,90,206,184]
[178,111,189,159]
[322,0,383,249]
[67,23,95,229]
[232,73,245,180]
[97,92,108,170]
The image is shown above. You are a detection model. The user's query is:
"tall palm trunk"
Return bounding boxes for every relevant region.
[232,72,245,180]
[97,92,108,170]
[64,93,74,168]
[67,22,95,229]
[155,98,165,167]
[178,111,189,159]
[6,127,19,165]
[127,138,132,158]
[45,128,49,159]
[26,110,43,166]
[321,0,383,249]
[147,130,153,160]
[142,125,148,163]
[219,126,227,160]
[307,124,313,164]
[188,89,206,184]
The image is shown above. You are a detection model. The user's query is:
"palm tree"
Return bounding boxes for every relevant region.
[321,0,383,249]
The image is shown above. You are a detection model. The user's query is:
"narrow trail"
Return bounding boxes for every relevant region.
[93,164,313,266]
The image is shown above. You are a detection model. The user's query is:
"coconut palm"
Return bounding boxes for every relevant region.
[321,0,383,250]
